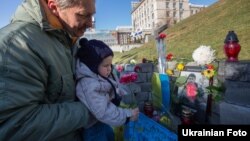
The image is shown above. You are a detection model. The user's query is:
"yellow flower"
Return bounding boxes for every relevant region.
[166,69,174,75]
[177,63,185,71]
[203,69,215,78]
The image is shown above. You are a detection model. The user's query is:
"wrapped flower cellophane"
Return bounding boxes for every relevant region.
[156,33,167,74]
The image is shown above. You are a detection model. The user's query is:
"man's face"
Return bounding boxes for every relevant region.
[56,0,95,37]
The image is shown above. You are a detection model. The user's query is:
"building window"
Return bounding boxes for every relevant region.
[166,11,170,17]
[166,2,169,8]
[179,3,183,9]
[180,11,183,19]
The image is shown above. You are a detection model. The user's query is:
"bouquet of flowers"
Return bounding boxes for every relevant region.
[201,63,224,102]
[166,53,176,75]
[119,72,138,84]
[119,72,139,107]
[192,45,223,99]
[114,69,138,141]
[165,53,185,76]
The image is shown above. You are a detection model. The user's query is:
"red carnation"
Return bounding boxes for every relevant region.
[158,33,167,39]
[166,53,173,61]
[206,64,214,70]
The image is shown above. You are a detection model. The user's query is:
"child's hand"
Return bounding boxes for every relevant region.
[130,107,139,121]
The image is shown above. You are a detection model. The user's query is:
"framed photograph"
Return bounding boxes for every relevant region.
[176,70,210,123]
[177,71,209,98]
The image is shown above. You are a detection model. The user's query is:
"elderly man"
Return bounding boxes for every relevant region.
[0,0,95,140]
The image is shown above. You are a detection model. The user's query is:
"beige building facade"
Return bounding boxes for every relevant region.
[84,1,207,46]
[131,0,206,37]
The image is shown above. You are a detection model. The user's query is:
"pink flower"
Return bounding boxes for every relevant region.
[116,65,124,72]
[186,82,198,100]
[119,72,138,84]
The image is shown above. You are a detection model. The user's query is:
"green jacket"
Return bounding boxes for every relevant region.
[0,0,88,140]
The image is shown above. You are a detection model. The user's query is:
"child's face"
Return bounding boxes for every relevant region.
[98,56,113,77]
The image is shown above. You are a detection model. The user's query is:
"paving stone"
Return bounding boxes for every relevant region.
[209,101,220,124]
[135,92,150,102]
[135,72,147,83]
[122,93,136,105]
[146,72,153,82]
[125,83,141,94]
[138,82,152,92]
[124,64,135,72]
[224,81,250,106]
[136,63,154,73]
[224,91,250,106]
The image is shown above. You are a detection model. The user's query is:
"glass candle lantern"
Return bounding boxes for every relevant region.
[143,101,154,118]
[224,31,241,62]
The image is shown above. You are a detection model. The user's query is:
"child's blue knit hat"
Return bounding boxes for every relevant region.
[77,38,114,74]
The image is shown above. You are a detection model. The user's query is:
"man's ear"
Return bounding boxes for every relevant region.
[47,0,59,16]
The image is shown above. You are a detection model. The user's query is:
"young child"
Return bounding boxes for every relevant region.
[76,38,139,141]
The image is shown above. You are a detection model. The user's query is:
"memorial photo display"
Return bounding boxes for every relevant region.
[177,70,210,124]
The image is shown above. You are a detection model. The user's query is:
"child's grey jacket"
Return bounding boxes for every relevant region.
[76,60,132,128]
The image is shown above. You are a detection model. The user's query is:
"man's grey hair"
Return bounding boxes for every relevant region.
[54,0,83,9]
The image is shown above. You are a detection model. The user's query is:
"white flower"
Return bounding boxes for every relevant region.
[130,59,137,65]
[192,45,216,65]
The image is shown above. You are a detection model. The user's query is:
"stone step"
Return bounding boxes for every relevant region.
[224,80,250,106]
[138,82,152,92]
[136,63,155,73]
[219,102,250,124]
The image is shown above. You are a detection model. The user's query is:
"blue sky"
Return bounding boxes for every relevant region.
[0,0,218,30]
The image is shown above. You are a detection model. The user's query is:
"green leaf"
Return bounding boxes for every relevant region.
[206,85,225,94]
[212,93,223,102]
[175,76,187,87]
